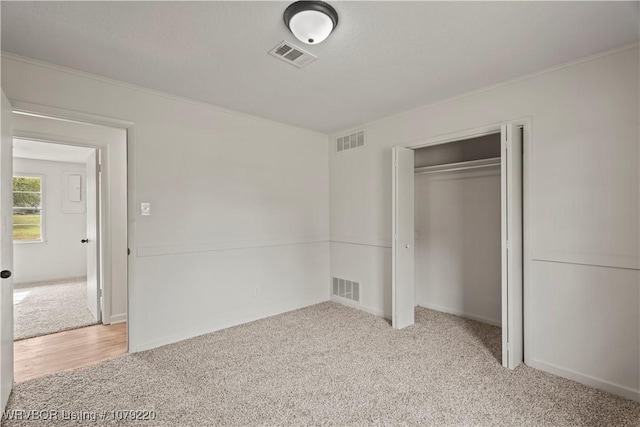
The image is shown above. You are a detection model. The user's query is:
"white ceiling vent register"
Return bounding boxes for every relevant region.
[336,131,365,153]
[332,277,360,302]
[268,41,317,68]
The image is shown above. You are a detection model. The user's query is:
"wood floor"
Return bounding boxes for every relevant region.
[14,323,127,383]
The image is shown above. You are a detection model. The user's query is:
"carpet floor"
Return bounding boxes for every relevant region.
[3,302,639,426]
[14,279,98,341]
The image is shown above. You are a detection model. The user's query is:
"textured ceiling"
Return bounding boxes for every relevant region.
[1,1,638,133]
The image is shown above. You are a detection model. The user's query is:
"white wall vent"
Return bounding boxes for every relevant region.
[332,277,360,302]
[336,131,365,153]
[268,41,317,68]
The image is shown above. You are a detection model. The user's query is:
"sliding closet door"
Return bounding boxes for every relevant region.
[501,123,523,369]
[392,147,414,329]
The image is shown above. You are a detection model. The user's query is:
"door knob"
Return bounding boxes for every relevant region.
[405,244,411,249]
[0,270,11,279]
[81,239,89,243]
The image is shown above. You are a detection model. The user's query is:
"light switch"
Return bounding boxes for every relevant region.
[141,202,151,216]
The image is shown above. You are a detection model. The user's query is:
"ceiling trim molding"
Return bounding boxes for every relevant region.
[1,51,328,138]
[11,101,135,130]
[331,41,640,136]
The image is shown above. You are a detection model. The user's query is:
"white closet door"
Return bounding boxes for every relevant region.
[501,123,523,369]
[392,146,415,329]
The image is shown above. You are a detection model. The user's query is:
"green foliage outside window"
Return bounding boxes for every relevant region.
[13,176,42,241]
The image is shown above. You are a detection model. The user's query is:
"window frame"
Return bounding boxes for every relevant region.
[12,173,46,244]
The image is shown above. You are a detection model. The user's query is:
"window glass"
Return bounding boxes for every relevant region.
[13,176,43,242]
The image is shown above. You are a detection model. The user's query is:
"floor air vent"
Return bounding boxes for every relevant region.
[332,277,360,302]
[268,41,317,68]
[336,131,365,153]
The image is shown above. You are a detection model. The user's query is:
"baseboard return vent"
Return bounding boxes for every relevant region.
[332,277,360,302]
[336,131,365,153]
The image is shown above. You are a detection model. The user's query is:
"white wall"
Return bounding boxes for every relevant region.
[13,158,86,284]
[415,167,502,326]
[1,54,330,352]
[330,46,639,401]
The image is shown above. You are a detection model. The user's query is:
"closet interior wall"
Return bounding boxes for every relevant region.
[414,133,503,326]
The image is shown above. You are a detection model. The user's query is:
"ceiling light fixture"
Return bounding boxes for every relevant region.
[283,1,338,45]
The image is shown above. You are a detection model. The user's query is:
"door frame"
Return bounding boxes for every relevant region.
[8,100,134,349]
[394,117,532,368]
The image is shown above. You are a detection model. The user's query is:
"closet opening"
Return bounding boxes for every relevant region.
[415,133,502,361]
[392,123,524,369]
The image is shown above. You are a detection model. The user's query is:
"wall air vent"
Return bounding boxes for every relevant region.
[332,277,360,302]
[336,131,365,153]
[268,41,317,68]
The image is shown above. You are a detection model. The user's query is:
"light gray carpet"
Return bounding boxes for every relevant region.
[14,279,98,340]
[4,302,639,426]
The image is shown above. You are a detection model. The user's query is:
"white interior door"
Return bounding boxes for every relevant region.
[392,146,415,329]
[0,90,14,409]
[501,123,523,369]
[85,150,101,322]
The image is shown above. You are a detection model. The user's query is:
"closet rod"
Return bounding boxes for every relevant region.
[414,157,501,175]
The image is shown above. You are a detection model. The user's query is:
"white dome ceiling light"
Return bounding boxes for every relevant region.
[283,1,338,45]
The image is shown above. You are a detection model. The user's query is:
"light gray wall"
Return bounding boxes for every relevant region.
[415,167,501,325]
[329,46,639,401]
[2,54,330,352]
[13,158,86,284]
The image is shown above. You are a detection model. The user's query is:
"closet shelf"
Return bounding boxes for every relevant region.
[414,157,501,175]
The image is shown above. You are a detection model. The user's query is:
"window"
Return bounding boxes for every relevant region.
[13,176,43,242]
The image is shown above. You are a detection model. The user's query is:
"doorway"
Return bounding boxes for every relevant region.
[4,105,129,387]
[12,139,100,340]
[392,121,526,369]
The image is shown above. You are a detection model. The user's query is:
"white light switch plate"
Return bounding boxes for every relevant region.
[141,202,151,216]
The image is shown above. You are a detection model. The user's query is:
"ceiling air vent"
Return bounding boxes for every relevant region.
[336,131,365,153]
[268,41,317,68]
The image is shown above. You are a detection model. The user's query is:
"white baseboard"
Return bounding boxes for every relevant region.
[417,302,501,327]
[329,296,391,320]
[530,359,639,402]
[329,298,499,327]
[130,299,325,353]
[14,276,87,289]
[108,313,127,324]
